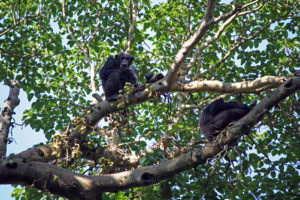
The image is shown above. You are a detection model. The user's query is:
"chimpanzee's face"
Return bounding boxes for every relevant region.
[116,53,133,68]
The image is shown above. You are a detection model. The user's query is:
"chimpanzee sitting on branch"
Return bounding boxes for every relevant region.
[100,53,139,101]
[100,52,164,101]
[199,98,254,142]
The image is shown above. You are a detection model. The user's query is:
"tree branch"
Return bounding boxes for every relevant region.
[238,0,265,16]
[126,0,139,53]
[0,80,20,157]
[164,0,264,88]
[0,160,102,200]
[62,0,84,53]
[0,10,43,37]
[171,76,286,93]
[185,1,266,78]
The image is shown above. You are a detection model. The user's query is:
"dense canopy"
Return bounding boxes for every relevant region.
[0,0,299,199]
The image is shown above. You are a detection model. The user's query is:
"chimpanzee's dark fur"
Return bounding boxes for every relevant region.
[100,53,137,100]
[199,98,252,142]
[145,72,164,83]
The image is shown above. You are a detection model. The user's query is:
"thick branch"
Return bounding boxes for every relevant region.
[0,80,20,157]
[3,78,299,199]
[0,160,102,200]
[171,76,286,93]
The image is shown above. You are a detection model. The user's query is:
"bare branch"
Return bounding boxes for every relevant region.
[185,1,265,78]
[89,59,97,94]
[171,76,286,93]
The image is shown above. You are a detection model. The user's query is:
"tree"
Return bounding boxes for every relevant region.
[0,0,299,199]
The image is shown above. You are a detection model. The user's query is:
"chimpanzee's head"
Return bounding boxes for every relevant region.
[115,53,133,68]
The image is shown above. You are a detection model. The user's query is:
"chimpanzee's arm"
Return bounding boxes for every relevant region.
[119,67,138,84]
[145,72,164,83]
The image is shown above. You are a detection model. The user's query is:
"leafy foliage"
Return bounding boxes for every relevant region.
[0,0,299,199]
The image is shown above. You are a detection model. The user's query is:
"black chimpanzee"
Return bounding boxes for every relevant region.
[145,72,164,83]
[199,98,253,142]
[100,53,138,101]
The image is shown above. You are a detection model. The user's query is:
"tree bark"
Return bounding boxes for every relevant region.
[0,80,20,157]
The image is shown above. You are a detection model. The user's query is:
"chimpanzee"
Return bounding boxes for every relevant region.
[100,53,138,101]
[145,72,164,83]
[199,98,253,142]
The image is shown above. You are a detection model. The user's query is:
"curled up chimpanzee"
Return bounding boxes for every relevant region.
[199,98,254,142]
[100,52,141,101]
